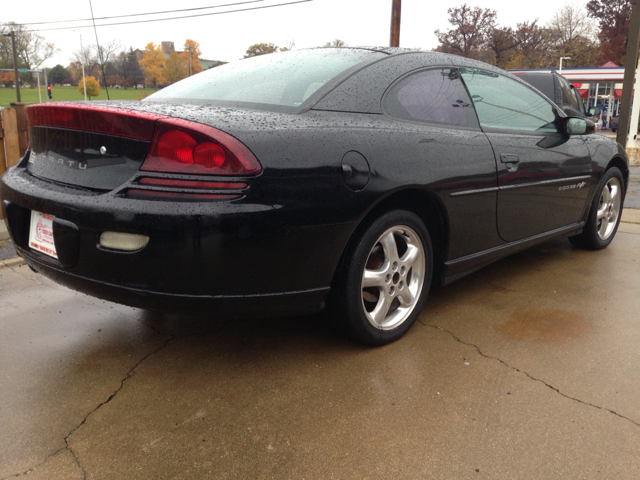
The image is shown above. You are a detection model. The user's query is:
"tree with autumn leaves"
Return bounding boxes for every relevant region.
[139,39,204,87]
[140,42,166,88]
[181,39,204,75]
[78,75,100,99]
[587,0,632,65]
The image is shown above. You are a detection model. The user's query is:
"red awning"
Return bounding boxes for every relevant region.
[615,89,623,98]
[578,89,589,98]
[572,83,582,88]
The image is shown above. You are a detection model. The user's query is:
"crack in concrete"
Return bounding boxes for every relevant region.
[424,322,640,428]
[64,439,87,480]
[2,447,66,479]
[5,319,230,479]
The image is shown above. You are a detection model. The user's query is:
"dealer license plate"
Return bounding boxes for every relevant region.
[29,211,58,259]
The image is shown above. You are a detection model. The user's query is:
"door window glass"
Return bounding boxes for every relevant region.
[559,78,582,112]
[460,68,559,133]
[382,68,477,127]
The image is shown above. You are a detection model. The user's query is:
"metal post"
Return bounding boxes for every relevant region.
[189,47,192,76]
[390,0,401,47]
[43,69,49,103]
[80,34,87,101]
[606,82,614,129]
[628,64,640,143]
[37,71,42,103]
[10,31,21,103]
[616,0,640,147]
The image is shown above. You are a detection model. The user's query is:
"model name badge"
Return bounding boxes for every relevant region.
[559,181,587,191]
[29,152,88,170]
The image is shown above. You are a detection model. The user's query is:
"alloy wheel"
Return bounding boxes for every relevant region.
[596,177,621,240]
[361,225,425,330]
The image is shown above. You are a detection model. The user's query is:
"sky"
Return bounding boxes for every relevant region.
[2,0,592,69]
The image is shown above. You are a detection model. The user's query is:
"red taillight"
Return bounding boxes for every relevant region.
[194,142,225,169]
[157,130,197,166]
[141,119,261,176]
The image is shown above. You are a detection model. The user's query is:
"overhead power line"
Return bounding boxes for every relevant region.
[6,0,312,32]
[1,0,266,27]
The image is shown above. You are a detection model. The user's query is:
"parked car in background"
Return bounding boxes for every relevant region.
[0,48,629,345]
[611,115,640,133]
[514,71,597,121]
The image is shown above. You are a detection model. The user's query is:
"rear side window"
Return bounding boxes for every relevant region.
[460,68,559,133]
[382,68,477,127]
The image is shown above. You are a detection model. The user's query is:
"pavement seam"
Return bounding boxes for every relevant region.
[423,322,640,429]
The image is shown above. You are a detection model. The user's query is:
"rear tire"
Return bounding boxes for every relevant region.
[569,167,624,250]
[333,210,433,346]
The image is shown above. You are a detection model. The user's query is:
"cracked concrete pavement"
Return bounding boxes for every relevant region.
[1,227,639,479]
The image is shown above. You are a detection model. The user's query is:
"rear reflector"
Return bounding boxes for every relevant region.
[99,231,149,251]
[126,189,241,201]
[138,178,247,189]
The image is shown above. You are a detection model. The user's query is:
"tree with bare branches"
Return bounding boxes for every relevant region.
[0,22,59,87]
[546,4,599,66]
[322,39,347,47]
[434,4,497,59]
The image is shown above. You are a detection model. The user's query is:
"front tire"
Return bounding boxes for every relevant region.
[570,167,624,250]
[334,210,433,346]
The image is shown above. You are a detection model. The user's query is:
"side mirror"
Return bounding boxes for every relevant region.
[565,117,595,135]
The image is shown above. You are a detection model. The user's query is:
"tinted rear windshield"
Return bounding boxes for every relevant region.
[144,49,385,109]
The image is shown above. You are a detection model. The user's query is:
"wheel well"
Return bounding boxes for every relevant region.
[333,189,449,288]
[607,156,629,188]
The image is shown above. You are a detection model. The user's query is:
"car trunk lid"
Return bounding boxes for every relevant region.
[26,103,159,191]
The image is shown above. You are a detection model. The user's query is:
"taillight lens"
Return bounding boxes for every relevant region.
[141,119,261,175]
[157,130,196,166]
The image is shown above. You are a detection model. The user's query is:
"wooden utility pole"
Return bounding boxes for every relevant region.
[616,0,640,147]
[390,0,401,47]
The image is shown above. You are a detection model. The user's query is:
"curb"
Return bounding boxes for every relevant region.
[621,208,640,224]
[0,257,25,269]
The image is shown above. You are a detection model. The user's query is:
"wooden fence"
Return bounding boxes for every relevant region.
[0,103,29,219]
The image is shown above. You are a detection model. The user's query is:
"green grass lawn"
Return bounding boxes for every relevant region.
[0,85,157,108]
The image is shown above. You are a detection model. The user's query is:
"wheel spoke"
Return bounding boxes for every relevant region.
[609,184,619,203]
[401,244,419,267]
[601,184,611,205]
[379,232,399,264]
[362,269,387,289]
[596,203,608,221]
[398,286,415,307]
[370,291,393,327]
[598,216,609,237]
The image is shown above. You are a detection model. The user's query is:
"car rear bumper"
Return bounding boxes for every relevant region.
[1,164,353,317]
[14,249,330,317]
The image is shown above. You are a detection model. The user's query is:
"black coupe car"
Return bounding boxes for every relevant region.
[0,48,629,345]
